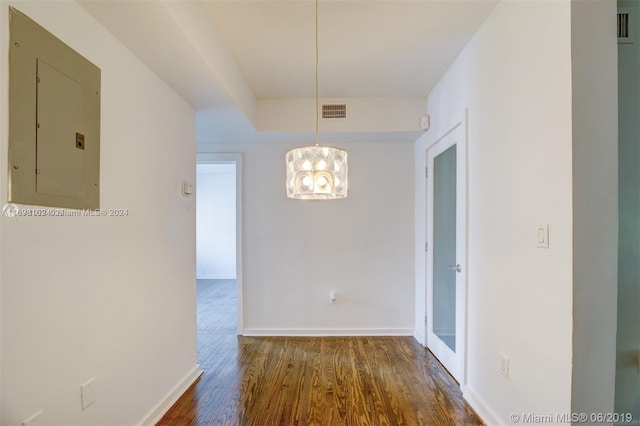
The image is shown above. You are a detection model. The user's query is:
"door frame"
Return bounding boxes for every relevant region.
[422,113,468,386]
[196,152,244,335]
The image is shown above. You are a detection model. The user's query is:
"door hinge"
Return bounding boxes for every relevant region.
[425,242,428,252]
[424,315,428,324]
[425,167,428,178]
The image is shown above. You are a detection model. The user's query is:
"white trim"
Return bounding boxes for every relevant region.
[461,384,501,426]
[138,364,203,426]
[243,328,414,337]
[413,329,425,345]
[196,153,244,335]
[196,274,237,280]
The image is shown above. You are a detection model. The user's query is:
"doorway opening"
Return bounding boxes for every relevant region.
[196,153,243,339]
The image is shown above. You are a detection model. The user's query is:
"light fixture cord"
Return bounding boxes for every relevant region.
[315,0,319,146]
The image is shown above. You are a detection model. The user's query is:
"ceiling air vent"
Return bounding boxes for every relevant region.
[618,9,634,44]
[322,104,347,119]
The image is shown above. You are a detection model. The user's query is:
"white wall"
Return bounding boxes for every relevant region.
[0,2,198,425]
[616,0,640,421]
[570,0,619,418]
[196,163,237,279]
[258,97,426,132]
[417,1,574,423]
[199,140,414,335]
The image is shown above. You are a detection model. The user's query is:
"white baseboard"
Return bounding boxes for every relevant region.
[138,364,204,426]
[413,329,425,345]
[242,328,414,337]
[461,384,501,426]
[196,275,236,280]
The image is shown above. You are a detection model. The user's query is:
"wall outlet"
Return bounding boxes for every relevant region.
[499,354,510,378]
[81,378,96,410]
[21,410,42,426]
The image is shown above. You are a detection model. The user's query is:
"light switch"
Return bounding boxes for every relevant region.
[182,180,194,196]
[537,224,549,248]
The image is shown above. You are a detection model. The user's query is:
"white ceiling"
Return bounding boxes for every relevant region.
[80,0,498,143]
[203,1,497,99]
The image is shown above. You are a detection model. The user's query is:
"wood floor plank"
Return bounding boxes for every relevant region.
[157,280,483,425]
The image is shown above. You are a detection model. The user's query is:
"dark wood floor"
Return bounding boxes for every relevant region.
[157,280,483,425]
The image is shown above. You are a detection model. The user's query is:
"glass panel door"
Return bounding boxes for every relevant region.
[425,120,466,384]
[433,145,457,352]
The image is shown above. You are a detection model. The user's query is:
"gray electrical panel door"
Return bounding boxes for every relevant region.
[37,59,86,199]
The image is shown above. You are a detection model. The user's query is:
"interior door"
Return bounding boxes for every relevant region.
[426,123,467,383]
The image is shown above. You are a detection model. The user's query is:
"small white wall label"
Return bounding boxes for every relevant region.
[499,354,510,378]
[420,114,430,131]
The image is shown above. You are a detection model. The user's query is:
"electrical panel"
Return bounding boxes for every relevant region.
[9,7,101,209]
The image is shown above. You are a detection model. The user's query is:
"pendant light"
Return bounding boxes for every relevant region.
[286,0,348,200]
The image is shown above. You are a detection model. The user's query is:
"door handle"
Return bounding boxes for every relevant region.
[447,264,462,273]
